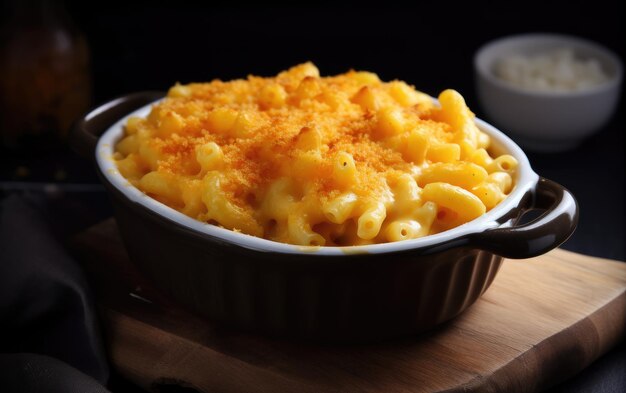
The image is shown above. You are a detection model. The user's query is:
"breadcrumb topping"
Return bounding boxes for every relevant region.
[135,63,445,208]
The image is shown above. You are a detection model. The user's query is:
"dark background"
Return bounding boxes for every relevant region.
[67,0,624,106]
[1,0,624,392]
[0,1,622,138]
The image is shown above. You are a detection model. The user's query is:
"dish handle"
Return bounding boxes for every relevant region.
[470,177,579,259]
[69,91,165,159]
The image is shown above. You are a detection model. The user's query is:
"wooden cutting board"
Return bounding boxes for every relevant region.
[72,219,626,393]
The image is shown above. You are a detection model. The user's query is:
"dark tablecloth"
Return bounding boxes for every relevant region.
[0,194,110,392]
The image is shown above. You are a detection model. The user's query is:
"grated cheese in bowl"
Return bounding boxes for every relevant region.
[494,48,609,92]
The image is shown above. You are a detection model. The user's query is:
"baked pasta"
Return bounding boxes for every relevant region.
[114,63,518,246]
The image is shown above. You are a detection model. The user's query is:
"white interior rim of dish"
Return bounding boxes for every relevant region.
[474,33,624,97]
[97,98,539,255]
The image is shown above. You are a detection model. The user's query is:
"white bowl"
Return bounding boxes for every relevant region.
[474,33,623,152]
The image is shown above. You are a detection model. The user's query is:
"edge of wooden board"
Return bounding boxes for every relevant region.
[442,288,626,393]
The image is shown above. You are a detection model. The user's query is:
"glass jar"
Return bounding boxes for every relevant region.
[0,0,92,150]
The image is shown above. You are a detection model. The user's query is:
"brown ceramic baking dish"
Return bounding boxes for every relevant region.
[70,91,578,341]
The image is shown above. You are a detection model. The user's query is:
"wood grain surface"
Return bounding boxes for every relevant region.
[72,219,626,393]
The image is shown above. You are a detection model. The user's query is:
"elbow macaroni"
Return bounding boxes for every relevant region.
[115,63,518,246]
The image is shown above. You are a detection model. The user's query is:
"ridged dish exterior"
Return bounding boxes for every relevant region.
[111,184,504,341]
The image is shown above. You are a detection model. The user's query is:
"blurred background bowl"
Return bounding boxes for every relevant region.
[474,33,623,152]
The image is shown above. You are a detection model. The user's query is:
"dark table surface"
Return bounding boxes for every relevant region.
[1,1,624,392]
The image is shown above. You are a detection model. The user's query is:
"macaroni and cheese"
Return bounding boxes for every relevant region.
[114,63,518,246]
